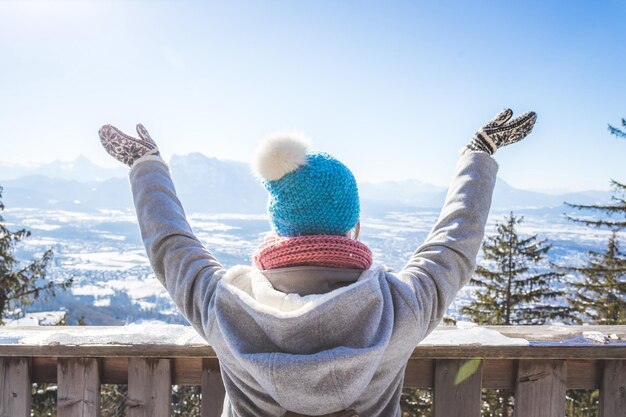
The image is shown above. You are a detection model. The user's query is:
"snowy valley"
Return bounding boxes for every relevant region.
[0,155,617,326]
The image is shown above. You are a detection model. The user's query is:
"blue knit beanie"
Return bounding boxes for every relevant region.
[252,132,359,237]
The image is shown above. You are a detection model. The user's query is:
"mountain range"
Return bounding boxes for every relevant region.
[0,154,612,213]
[0,155,127,182]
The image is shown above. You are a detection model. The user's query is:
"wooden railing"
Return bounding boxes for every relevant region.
[0,325,624,417]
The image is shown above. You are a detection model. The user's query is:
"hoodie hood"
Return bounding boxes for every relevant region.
[211,263,395,414]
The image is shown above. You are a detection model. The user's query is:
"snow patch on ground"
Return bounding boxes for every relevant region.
[421,325,529,346]
[137,301,157,311]
[72,285,116,298]
[5,311,67,326]
[107,277,168,300]
[94,298,111,307]
[64,250,148,271]
[0,324,207,346]
[0,323,532,347]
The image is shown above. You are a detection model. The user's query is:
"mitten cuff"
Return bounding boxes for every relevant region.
[460,145,490,157]
[459,146,499,171]
[130,153,168,172]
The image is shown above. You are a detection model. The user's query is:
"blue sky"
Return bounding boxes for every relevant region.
[0,0,624,192]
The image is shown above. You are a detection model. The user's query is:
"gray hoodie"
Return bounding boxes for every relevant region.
[129,151,498,416]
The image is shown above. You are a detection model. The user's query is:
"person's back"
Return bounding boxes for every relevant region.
[98,108,536,416]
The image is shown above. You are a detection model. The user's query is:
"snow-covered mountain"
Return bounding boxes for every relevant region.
[0,175,133,211]
[0,155,127,182]
[0,154,266,212]
[0,154,613,212]
[359,179,445,209]
[169,153,267,214]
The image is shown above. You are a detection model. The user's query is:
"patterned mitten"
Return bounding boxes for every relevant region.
[464,109,537,155]
[99,123,160,167]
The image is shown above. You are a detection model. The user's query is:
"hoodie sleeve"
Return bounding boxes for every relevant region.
[395,151,498,337]
[129,159,226,338]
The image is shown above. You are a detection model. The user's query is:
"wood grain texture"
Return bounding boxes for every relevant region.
[0,357,31,417]
[567,360,601,389]
[514,360,566,417]
[32,356,56,383]
[172,357,203,385]
[599,360,626,417]
[403,359,435,388]
[57,358,100,417]
[433,359,482,417]
[3,343,624,359]
[202,358,225,417]
[100,357,129,384]
[482,359,516,389]
[127,358,171,417]
[23,356,608,390]
[409,345,626,360]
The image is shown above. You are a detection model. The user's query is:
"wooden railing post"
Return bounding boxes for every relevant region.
[57,358,100,417]
[202,358,226,417]
[0,358,31,417]
[128,358,171,417]
[433,359,482,417]
[599,360,626,417]
[514,359,566,417]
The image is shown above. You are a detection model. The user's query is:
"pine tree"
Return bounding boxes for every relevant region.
[400,388,432,416]
[0,185,73,324]
[100,384,128,417]
[562,232,626,324]
[172,385,202,416]
[462,212,569,417]
[559,116,626,417]
[562,115,626,324]
[564,179,626,230]
[608,117,626,139]
[564,118,626,230]
[462,212,569,326]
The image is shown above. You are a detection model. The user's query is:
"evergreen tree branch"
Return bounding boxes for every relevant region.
[608,121,626,138]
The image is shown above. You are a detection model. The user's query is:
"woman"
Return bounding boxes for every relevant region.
[98,108,536,417]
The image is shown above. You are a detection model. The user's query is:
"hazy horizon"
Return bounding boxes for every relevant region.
[0,152,616,195]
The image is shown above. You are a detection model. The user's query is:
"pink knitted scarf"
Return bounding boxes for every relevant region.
[253,234,373,270]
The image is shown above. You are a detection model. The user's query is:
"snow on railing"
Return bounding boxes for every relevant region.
[0,325,624,417]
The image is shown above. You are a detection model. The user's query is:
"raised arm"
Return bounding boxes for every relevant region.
[395,109,537,338]
[99,124,226,338]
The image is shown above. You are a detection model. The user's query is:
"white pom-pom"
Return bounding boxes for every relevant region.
[253,131,310,181]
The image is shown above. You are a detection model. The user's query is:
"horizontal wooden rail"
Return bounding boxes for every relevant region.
[0,325,624,417]
[0,357,607,389]
[0,324,624,358]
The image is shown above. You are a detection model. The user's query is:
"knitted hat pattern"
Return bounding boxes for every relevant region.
[253,132,360,237]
